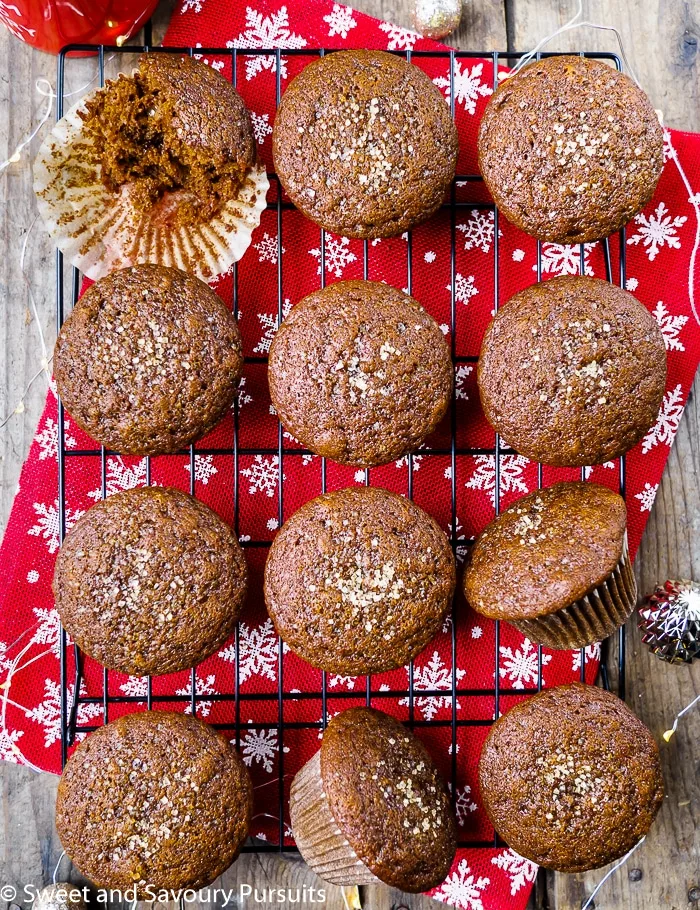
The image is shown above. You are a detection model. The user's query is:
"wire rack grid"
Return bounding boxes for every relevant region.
[55,39,626,855]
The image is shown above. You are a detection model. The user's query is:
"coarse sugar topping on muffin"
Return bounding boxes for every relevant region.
[463,481,627,620]
[264,487,455,675]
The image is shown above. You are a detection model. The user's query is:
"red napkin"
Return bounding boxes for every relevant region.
[1,1,698,907]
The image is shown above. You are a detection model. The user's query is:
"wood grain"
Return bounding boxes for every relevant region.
[0,2,698,909]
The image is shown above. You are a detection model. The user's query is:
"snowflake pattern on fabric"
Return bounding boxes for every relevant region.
[453,784,478,825]
[571,643,601,673]
[241,726,283,772]
[537,242,595,277]
[457,210,500,253]
[490,849,538,896]
[119,676,148,701]
[181,0,205,11]
[499,639,551,689]
[627,202,687,261]
[653,301,688,351]
[28,500,84,554]
[433,62,493,115]
[450,274,478,305]
[432,859,490,909]
[220,618,278,683]
[254,232,284,264]
[228,6,307,81]
[0,727,24,764]
[87,456,148,501]
[455,365,474,401]
[31,607,62,659]
[328,674,356,689]
[309,235,357,278]
[241,455,283,496]
[399,651,465,721]
[177,673,217,717]
[185,455,218,485]
[323,3,357,39]
[193,44,225,70]
[35,417,76,461]
[635,482,659,513]
[378,21,421,50]
[641,384,685,454]
[254,300,292,354]
[465,455,530,508]
[26,679,101,747]
[250,111,273,145]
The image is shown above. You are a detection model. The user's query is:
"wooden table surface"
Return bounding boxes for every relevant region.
[0,2,698,909]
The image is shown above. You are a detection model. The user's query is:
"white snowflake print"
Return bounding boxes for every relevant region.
[452,784,478,826]
[31,607,62,659]
[626,277,639,291]
[627,202,687,262]
[254,299,292,355]
[465,454,530,508]
[457,209,500,253]
[395,451,425,471]
[254,232,284,265]
[241,726,284,773]
[571,642,601,674]
[432,858,490,909]
[176,674,217,717]
[227,7,307,82]
[27,570,39,584]
[642,384,685,454]
[491,849,538,896]
[512,248,525,262]
[0,726,24,764]
[433,61,493,116]
[582,460,615,481]
[471,626,483,639]
[181,0,205,11]
[323,3,357,39]
[250,111,273,145]
[87,456,148,501]
[449,273,478,305]
[424,251,436,263]
[26,679,101,747]
[653,301,688,352]
[329,674,356,690]
[220,618,278,684]
[120,676,148,701]
[193,45,225,71]
[28,500,84,554]
[309,235,357,278]
[185,454,218,485]
[379,21,421,51]
[399,651,465,721]
[635,481,659,513]
[499,638,551,689]
[267,517,279,531]
[237,376,253,407]
[34,416,76,461]
[0,1,36,40]
[241,455,283,496]
[455,364,474,401]
[536,242,594,277]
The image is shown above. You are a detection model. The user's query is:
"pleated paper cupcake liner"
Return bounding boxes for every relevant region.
[33,91,269,282]
[289,751,381,886]
[511,535,637,650]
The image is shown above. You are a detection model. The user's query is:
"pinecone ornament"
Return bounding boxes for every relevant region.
[638,579,700,664]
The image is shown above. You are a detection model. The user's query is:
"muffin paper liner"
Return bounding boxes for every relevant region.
[33,90,269,282]
[511,535,637,650]
[289,751,381,886]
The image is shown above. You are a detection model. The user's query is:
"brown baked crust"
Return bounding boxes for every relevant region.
[272,50,458,238]
[268,281,453,467]
[477,276,667,466]
[264,487,455,674]
[56,712,253,892]
[479,684,664,872]
[53,264,243,455]
[478,55,663,243]
[463,482,626,620]
[321,708,456,891]
[53,487,247,676]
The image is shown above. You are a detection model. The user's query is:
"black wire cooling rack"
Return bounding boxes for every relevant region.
[55,37,626,855]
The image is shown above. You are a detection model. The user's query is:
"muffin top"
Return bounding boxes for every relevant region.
[53,264,243,455]
[54,487,247,676]
[56,712,253,891]
[321,708,456,891]
[478,55,663,243]
[463,482,627,620]
[268,281,453,467]
[479,684,664,872]
[478,276,666,466]
[272,49,459,238]
[264,487,455,675]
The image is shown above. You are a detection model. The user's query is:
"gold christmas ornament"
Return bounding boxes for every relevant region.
[414,0,462,39]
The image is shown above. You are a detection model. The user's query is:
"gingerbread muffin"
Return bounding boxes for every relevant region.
[290,707,456,890]
[264,487,455,675]
[34,55,268,281]
[463,482,635,649]
[272,50,458,238]
[54,264,243,455]
[478,276,666,466]
[56,712,253,891]
[53,487,247,676]
[479,684,664,872]
[478,55,663,243]
[268,281,453,467]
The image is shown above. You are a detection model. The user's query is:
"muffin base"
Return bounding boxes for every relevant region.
[511,536,636,650]
[289,752,381,886]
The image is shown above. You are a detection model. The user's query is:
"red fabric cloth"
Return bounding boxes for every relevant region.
[0,1,699,907]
